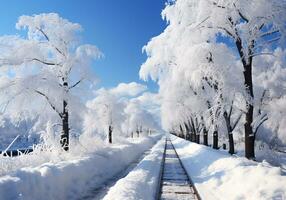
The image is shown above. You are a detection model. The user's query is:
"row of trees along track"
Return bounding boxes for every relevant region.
[193,1,283,158]
[140,0,286,159]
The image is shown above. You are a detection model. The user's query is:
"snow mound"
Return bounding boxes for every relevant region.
[171,135,286,200]
[103,137,165,200]
[0,135,161,200]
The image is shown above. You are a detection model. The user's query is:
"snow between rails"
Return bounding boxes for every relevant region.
[102,137,165,200]
[171,135,286,200]
[0,135,161,200]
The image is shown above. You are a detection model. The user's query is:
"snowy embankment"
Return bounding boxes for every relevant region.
[171,135,286,200]
[0,135,161,200]
[103,137,165,200]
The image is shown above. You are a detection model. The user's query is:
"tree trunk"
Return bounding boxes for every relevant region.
[228,133,235,154]
[223,111,235,155]
[191,130,196,142]
[184,123,190,141]
[236,39,255,159]
[189,118,196,142]
[179,124,184,138]
[196,134,200,144]
[203,127,208,146]
[108,125,112,144]
[137,129,139,137]
[213,130,218,149]
[60,81,70,151]
[131,131,133,138]
[61,99,69,151]
[222,143,226,150]
[244,63,255,159]
[245,117,255,158]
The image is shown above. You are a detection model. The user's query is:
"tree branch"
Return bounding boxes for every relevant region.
[258,90,267,115]
[34,90,62,118]
[68,78,84,90]
[254,115,268,137]
[233,3,249,23]
[193,16,210,28]
[252,37,281,53]
[36,27,66,58]
[259,30,280,38]
[229,100,234,118]
[0,91,23,114]
[231,113,243,131]
[251,52,275,57]
[201,25,236,39]
[31,58,59,66]
[36,28,50,41]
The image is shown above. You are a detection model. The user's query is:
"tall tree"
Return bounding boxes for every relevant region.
[141,0,286,159]
[197,0,286,158]
[0,13,101,151]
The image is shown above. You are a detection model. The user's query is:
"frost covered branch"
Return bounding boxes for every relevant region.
[69,78,84,90]
[31,58,60,66]
[34,90,62,118]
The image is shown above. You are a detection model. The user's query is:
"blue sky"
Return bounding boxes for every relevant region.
[0,0,167,92]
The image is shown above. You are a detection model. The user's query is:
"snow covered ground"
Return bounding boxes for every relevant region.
[171,135,286,200]
[1,133,285,200]
[0,135,161,200]
[103,137,165,200]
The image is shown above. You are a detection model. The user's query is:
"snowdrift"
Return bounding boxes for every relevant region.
[0,135,161,200]
[171,135,286,200]
[103,137,165,200]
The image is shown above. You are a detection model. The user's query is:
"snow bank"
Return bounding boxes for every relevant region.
[0,135,161,200]
[103,137,166,200]
[171,135,286,200]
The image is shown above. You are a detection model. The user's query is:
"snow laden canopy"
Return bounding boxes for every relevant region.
[140,0,286,158]
[0,13,102,151]
[85,82,161,143]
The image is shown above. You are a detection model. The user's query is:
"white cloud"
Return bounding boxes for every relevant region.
[110,82,147,97]
[130,92,161,126]
[136,92,161,106]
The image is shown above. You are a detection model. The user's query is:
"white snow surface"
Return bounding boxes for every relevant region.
[103,137,165,200]
[171,135,286,200]
[0,135,161,200]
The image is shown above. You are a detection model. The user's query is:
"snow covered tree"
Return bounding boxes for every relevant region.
[86,88,125,143]
[253,48,286,148]
[194,0,286,158]
[141,0,286,159]
[86,82,155,142]
[0,13,101,151]
[123,97,160,138]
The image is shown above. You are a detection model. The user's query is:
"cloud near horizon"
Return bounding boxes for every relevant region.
[109,82,147,97]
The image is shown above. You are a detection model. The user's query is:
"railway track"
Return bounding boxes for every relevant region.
[158,139,201,200]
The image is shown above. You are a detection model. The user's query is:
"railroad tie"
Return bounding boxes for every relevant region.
[159,139,200,200]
